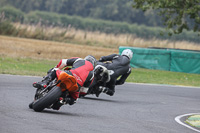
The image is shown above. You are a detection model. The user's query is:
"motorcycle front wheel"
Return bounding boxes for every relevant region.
[32,86,62,112]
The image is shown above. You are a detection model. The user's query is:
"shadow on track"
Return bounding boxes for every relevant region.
[30,109,104,119]
[33,109,81,117]
[80,96,131,104]
[80,96,116,102]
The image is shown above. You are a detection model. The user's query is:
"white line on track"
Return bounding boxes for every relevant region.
[175,113,200,133]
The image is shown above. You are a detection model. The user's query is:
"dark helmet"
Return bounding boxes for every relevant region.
[84,55,97,67]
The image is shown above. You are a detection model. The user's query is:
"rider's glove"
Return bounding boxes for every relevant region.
[99,57,105,62]
[47,68,54,74]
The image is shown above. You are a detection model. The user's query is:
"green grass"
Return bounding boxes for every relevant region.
[0,56,58,76]
[128,68,200,87]
[0,56,200,87]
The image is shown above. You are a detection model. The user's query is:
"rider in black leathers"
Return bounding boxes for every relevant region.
[97,49,133,96]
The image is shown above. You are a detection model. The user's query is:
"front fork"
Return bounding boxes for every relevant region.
[34,79,59,100]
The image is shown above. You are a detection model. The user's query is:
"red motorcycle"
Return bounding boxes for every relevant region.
[29,71,78,112]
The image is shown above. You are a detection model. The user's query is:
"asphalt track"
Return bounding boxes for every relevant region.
[0,74,200,133]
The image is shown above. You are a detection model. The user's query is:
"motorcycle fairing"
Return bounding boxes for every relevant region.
[56,70,78,93]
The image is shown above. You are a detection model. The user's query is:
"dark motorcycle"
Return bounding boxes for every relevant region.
[29,72,78,112]
[80,64,111,97]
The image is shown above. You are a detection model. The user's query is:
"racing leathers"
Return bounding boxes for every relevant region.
[98,54,131,96]
[34,57,94,105]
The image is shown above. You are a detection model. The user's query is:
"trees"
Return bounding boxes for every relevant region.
[133,0,200,35]
[0,0,164,27]
[1,0,199,36]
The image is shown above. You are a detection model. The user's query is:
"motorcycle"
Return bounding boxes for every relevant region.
[29,71,78,112]
[79,64,111,97]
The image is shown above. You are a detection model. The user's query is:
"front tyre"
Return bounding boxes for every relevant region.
[29,102,34,109]
[32,86,62,112]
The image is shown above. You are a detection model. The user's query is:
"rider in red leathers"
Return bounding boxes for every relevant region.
[33,55,96,108]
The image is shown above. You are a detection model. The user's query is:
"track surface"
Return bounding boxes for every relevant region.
[0,74,200,133]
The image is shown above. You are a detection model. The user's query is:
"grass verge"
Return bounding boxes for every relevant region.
[1,56,200,87]
[128,68,200,87]
[0,56,57,76]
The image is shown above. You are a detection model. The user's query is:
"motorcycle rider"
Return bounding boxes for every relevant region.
[97,49,133,96]
[33,55,96,109]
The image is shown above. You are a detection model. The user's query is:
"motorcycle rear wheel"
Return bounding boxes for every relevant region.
[32,86,62,112]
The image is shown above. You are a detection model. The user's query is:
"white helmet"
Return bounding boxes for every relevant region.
[121,49,133,59]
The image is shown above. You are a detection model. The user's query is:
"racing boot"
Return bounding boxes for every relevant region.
[33,75,52,89]
[103,88,114,96]
[95,86,104,97]
[51,97,64,110]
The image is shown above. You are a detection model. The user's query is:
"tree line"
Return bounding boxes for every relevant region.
[0,0,164,27]
[0,5,199,43]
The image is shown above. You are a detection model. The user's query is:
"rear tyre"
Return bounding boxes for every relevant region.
[32,86,62,112]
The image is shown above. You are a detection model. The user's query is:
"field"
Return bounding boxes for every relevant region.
[0,35,117,60]
[14,23,200,50]
[0,35,200,87]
